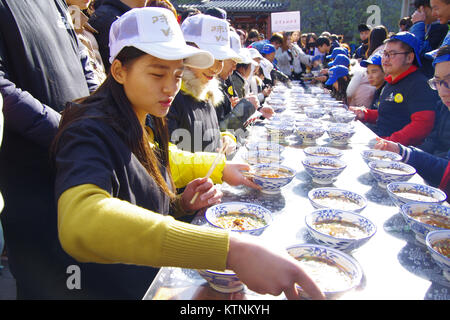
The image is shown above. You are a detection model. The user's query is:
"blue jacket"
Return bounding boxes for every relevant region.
[399,144,449,187]
[409,21,448,78]
[418,101,450,159]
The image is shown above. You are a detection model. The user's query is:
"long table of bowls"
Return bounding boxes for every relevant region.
[143,83,450,300]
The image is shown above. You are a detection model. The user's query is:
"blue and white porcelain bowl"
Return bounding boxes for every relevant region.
[333,111,356,123]
[246,142,285,154]
[286,244,363,299]
[307,187,368,213]
[241,150,285,165]
[197,269,244,293]
[205,202,273,236]
[295,126,326,145]
[304,146,343,159]
[295,119,323,128]
[425,230,450,281]
[302,157,347,185]
[305,209,377,252]
[265,123,294,139]
[304,107,326,119]
[400,202,450,245]
[327,125,356,145]
[361,149,402,165]
[251,163,296,194]
[368,160,416,188]
[387,182,447,208]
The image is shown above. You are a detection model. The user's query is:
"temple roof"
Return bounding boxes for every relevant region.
[174,0,290,13]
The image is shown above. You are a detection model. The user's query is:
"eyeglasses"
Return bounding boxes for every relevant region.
[428,77,450,90]
[381,51,412,59]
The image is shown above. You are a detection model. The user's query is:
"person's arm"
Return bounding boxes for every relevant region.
[385,110,435,146]
[0,45,61,148]
[58,183,229,268]
[399,144,448,186]
[78,40,100,93]
[169,144,226,188]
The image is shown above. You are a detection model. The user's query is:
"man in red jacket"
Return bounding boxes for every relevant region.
[351,32,439,146]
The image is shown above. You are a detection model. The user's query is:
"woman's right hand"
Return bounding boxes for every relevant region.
[226,234,325,300]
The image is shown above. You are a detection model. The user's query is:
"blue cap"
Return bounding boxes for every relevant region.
[250,40,269,54]
[261,43,276,55]
[325,65,349,86]
[326,47,348,60]
[389,31,422,67]
[328,54,350,67]
[360,52,383,67]
[432,52,450,67]
[425,34,450,61]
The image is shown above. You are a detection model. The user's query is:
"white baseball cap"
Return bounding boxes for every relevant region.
[248,48,264,60]
[181,14,240,61]
[239,48,259,65]
[229,30,244,63]
[259,58,273,80]
[109,7,214,69]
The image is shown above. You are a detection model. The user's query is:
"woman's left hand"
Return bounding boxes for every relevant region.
[181,178,223,212]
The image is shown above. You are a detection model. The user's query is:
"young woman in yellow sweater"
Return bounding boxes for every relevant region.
[52,7,324,300]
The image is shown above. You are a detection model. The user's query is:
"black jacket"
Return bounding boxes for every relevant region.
[88,0,132,71]
[167,90,222,153]
[418,101,450,159]
[0,0,96,299]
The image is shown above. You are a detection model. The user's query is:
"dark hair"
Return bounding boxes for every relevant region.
[146,0,177,17]
[414,0,430,9]
[331,76,350,104]
[366,25,388,58]
[436,45,450,58]
[316,37,331,47]
[269,33,284,45]
[180,8,200,24]
[248,29,260,40]
[52,47,176,199]
[236,63,251,72]
[358,24,371,32]
[399,17,413,30]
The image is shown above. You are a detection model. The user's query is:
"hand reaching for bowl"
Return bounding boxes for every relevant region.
[220,135,237,156]
[348,106,366,121]
[373,137,400,154]
[259,106,274,119]
[226,234,325,300]
[222,162,261,190]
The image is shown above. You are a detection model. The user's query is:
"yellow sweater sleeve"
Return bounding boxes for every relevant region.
[57,184,229,270]
[169,144,226,188]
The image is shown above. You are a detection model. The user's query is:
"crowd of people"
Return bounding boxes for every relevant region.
[0,0,449,300]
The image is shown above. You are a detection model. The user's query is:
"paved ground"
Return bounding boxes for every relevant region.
[0,254,17,300]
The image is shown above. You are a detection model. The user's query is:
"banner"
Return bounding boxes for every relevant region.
[271,11,301,33]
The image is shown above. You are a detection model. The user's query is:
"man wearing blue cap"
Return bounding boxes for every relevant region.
[374,45,450,195]
[353,32,439,146]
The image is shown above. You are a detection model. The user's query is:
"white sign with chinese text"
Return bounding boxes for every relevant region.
[271,11,301,33]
